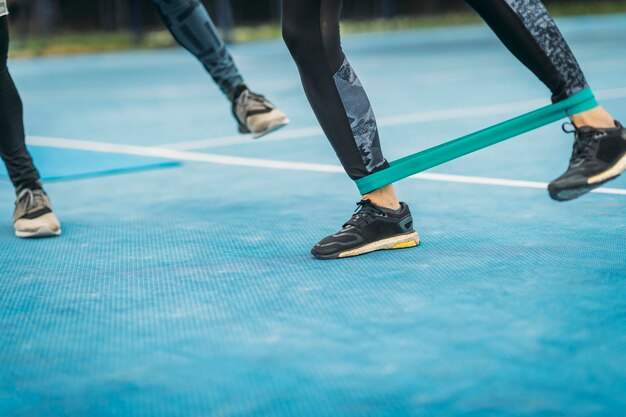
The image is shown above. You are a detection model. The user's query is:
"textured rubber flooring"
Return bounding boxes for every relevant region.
[1,13,626,417]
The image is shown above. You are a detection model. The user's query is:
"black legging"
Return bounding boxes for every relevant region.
[282,0,589,182]
[0,16,40,191]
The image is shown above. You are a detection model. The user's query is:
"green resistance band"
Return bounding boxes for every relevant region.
[355,87,598,195]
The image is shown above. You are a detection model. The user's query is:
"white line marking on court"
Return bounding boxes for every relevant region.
[160,127,324,151]
[26,136,344,173]
[158,87,626,151]
[26,136,626,196]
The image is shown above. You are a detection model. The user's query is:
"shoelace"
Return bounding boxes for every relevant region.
[343,199,386,229]
[561,122,576,134]
[16,189,47,211]
[238,90,270,112]
[562,122,601,165]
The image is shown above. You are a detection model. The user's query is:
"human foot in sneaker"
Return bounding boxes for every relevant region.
[311,199,419,260]
[13,186,61,238]
[230,85,289,139]
[548,121,626,201]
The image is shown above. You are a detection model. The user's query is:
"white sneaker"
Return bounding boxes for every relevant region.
[232,89,290,139]
[13,188,62,238]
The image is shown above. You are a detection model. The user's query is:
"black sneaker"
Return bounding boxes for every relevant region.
[311,200,420,260]
[548,121,626,201]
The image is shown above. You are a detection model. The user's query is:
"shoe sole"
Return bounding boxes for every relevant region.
[550,153,626,201]
[588,152,626,184]
[313,231,420,260]
[252,118,290,140]
[15,227,62,239]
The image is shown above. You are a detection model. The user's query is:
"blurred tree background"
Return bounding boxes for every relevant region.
[10,0,626,31]
[7,0,626,56]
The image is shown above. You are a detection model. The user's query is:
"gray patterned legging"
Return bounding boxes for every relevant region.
[152,0,244,96]
[282,0,589,181]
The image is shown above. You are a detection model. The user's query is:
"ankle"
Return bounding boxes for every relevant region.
[571,107,615,129]
[362,185,401,210]
[228,84,248,102]
[16,180,44,194]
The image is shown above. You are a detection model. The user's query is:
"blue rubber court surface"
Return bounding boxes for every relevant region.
[1,14,625,417]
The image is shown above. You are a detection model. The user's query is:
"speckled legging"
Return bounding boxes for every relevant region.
[282,0,589,181]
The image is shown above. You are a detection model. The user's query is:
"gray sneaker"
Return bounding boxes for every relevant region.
[13,188,62,238]
[232,89,289,139]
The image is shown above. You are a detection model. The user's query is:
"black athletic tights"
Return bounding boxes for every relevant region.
[0,16,40,192]
[282,0,590,181]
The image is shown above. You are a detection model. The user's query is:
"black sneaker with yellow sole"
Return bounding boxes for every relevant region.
[311,200,419,260]
[549,121,626,201]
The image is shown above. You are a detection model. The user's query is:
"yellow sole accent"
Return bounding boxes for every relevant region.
[338,231,420,258]
[391,241,418,249]
[588,153,626,184]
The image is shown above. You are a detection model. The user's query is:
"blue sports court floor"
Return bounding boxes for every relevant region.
[1,14,625,417]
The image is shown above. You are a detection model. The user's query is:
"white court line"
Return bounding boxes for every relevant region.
[159,87,626,151]
[26,136,626,196]
[162,126,325,151]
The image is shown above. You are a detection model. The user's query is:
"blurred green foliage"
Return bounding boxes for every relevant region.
[8,0,626,58]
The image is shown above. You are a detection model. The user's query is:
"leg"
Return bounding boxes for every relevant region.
[465,0,614,128]
[214,0,234,44]
[0,15,61,237]
[152,0,243,96]
[152,0,289,138]
[0,16,40,192]
[282,0,396,206]
[282,0,419,259]
[465,0,626,200]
